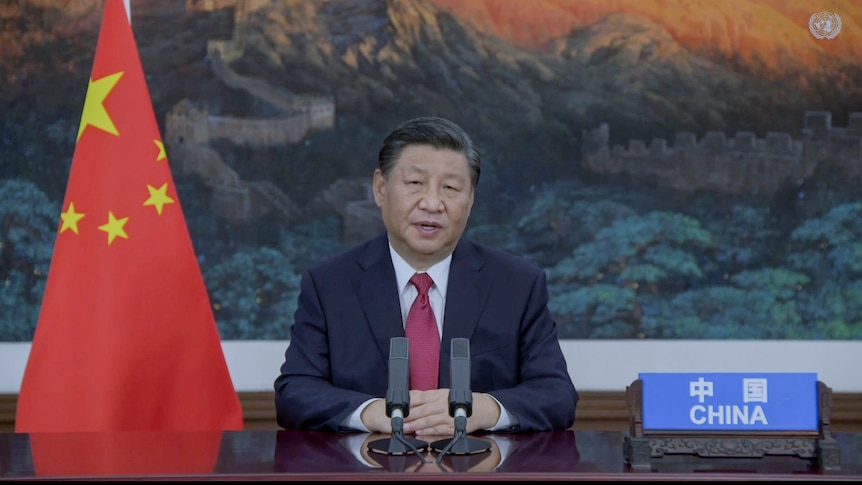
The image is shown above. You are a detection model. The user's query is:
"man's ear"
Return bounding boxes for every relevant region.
[373,169,386,206]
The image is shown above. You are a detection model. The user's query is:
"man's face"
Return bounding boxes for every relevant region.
[374,144,474,271]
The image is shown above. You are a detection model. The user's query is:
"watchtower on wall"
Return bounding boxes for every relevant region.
[803,111,862,179]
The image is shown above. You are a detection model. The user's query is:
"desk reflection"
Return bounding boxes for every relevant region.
[24,431,223,477]
[2,430,860,479]
[272,429,580,474]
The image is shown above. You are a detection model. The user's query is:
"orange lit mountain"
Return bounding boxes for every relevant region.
[429,0,862,76]
[5,0,862,200]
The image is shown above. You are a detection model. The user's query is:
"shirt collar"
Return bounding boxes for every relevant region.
[388,242,451,297]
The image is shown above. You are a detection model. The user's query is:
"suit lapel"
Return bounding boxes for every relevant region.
[355,234,404,363]
[439,238,488,388]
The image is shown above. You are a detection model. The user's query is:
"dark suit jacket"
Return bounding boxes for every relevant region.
[274,233,578,432]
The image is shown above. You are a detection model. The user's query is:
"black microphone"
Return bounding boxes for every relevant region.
[385,336,411,429]
[368,337,428,459]
[448,337,473,428]
[431,338,490,460]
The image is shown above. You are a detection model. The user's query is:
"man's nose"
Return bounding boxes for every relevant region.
[418,188,444,211]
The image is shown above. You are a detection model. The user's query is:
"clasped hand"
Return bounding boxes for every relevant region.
[361,389,501,436]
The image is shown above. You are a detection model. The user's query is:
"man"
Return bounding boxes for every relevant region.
[274,116,578,435]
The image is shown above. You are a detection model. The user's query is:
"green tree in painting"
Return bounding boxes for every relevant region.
[547,210,711,338]
[204,247,301,340]
[645,268,811,338]
[787,202,862,338]
[0,108,76,201]
[787,202,862,281]
[795,280,862,339]
[506,186,637,267]
[277,215,343,273]
[550,283,638,338]
[700,204,781,272]
[0,179,58,341]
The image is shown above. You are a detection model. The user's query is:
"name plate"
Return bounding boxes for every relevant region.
[639,372,818,432]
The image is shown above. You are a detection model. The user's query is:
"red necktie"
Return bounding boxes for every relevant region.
[405,272,439,390]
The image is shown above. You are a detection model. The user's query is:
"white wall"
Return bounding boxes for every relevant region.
[2,340,860,393]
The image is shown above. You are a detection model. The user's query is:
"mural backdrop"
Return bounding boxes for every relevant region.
[2,0,862,341]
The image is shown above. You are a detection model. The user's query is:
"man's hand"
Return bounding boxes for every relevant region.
[403,389,501,436]
[359,398,392,433]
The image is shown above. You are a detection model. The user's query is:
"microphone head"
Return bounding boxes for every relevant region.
[390,336,410,360]
[450,337,470,360]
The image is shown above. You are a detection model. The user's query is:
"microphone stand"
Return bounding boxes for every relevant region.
[431,409,490,463]
[367,408,429,459]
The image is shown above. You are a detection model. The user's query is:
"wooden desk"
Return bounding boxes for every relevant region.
[1,429,860,480]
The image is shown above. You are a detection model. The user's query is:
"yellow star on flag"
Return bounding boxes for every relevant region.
[154,140,167,162]
[60,202,86,235]
[98,211,129,245]
[77,71,124,142]
[143,183,175,215]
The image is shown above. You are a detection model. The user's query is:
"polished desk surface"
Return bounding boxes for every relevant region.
[0,429,860,481]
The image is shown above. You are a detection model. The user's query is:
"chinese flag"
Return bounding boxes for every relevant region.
[15,0,244,433]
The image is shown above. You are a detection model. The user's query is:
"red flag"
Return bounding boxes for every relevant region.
[15,0,244,433]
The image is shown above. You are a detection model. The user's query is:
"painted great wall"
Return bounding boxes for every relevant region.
[166,0,340,227]
[582,111,862,196]
[172,1,862,235]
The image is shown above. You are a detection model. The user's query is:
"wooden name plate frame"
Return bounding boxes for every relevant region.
[622,379,840,472]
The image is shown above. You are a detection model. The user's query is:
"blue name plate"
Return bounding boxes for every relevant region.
[639,372,819,431]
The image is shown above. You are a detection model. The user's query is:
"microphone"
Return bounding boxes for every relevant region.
[448,337,473,428]
[367,337,428,460]
[385,336,411,429]
[431,338,490,461]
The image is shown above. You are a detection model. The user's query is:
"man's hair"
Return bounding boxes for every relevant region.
[377,116,481,188]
